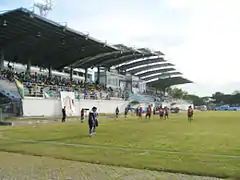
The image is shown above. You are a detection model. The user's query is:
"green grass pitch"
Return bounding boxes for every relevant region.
[0,111,239,179]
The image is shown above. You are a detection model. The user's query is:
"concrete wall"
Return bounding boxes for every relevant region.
[22,98,129,117]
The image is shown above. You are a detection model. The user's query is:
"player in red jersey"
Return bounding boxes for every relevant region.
[146,105,151,119]
[159,107,164,119]
[164,106,169,120]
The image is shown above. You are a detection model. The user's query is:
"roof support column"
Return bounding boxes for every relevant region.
[162,87,167,96]
[27,59,31,73]
[97,66,100,84]
[0,49,4,70]
[70,66,73,82]
[130,74,133,93]
[104,68,107,86]
[48,64,52,78]
[84,68,88,82]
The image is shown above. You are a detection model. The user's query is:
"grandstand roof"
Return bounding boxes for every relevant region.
[71,44,163,68]
[147,77,193,89]
[137,67,176,78]
[127,62,174,75]
[117,57,166,70]
[142,72,182,81]
[0,8,117,69]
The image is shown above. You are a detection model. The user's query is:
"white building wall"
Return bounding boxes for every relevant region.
[22,98,129,117]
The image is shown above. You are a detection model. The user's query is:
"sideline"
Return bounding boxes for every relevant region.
[2,136,240,159]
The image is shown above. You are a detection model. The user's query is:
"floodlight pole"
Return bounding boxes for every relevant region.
[34,0,54,17]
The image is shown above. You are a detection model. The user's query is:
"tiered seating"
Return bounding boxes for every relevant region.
[0,69,125,100]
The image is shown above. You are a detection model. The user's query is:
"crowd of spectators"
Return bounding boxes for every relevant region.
[0,68,125,100]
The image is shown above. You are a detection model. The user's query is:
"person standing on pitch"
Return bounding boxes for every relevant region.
[187,106,194,122]
[159,107,164,119]
[139,106,143,119]
[88,106,98,137]
[164,106,169,120]
[62,106,66,122]
[115,106,119,120]
[145,105,151,119]
[124,106,128,119]
[80,108,84,123]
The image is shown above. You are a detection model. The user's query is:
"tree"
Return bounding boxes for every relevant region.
[184,94,204,106]
[232,90,240,95]
[212,92,226,104]
[211,91,240,105]
[171,87,185,99]
[165,87,173,96]
[164,87,240,106]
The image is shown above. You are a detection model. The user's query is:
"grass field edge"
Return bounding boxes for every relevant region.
[0,148,232,179]
[3,136,240,158]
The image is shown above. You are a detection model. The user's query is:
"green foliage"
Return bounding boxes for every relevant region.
[212,91,240,105]
[165,86,240,106]
[129,100,139,106]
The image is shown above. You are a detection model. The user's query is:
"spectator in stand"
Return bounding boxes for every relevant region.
[83,88,87,99]
[0,67,118,100]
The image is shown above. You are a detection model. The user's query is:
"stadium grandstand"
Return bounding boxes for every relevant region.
[0,7,192,118]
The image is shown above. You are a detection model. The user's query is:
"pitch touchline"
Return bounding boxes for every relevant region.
[3,137,240,159]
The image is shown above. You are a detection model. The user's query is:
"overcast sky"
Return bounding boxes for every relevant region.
[1,0,240,96]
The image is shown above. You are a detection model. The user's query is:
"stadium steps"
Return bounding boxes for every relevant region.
[0,79,21,100]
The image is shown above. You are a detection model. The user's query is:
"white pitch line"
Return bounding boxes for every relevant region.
[2,137,240,159]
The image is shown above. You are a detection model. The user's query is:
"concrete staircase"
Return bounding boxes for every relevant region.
[0,79,21,100]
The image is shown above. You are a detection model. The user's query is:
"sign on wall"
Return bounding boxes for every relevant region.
[60,91,76,116]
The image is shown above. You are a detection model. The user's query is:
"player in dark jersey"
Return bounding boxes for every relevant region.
[139,106,143,119]
[62,106,66,122]
[124,107,128,118]
[115,106,119,120]
[88,106,98,137]
[187,106,194,122]
[80,108,84,123]
[146,105,151,119]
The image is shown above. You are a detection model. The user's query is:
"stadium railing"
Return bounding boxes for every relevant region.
[0,101,23,120]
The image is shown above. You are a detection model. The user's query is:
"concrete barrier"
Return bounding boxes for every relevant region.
[22,99,129,117]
